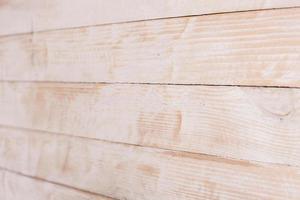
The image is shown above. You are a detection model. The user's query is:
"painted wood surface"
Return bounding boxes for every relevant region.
[1,82,300,166]
[1,8,300,87]
[0,169,112,200]
[0,0,299,36]
[1,126,300,200]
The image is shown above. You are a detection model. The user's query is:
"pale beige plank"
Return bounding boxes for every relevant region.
[0,0,300,36]
[0,169,112,200]
[1,8,300,86]
[1,126,300,200]
[1,82,300,166]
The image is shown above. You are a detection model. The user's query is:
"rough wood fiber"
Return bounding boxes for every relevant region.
[1,126,300,200]
[0,169,112,200]
[1,8,300,86]
[1,82,300,166]
[0,0,299,36]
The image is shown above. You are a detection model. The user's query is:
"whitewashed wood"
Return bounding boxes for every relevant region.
[1,82,300,166]
[1,8,300,86]
[0,169,112,200]
[0,0,299,36]
[1,126,300,200]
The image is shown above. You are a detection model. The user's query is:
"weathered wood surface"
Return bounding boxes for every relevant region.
[1,82,300,166]
[1,3,300,199]
[1,8,300,86]
[0,0,299,36]
[0,169,112,200]
[1,126,300,200]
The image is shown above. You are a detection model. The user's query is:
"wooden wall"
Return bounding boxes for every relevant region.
[1,1,300,199]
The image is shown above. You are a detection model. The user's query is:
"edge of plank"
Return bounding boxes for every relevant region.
[1,0,300,36]
[0,167,114,200]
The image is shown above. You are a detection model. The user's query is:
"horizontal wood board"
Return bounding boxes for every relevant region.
[1,126,300,200]
[0,0,300,36]
[1,82,300,166]
[0,8,300,86]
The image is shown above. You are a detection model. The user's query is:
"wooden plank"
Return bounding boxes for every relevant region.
[0,0,299,36]
[1,8,300,86]
[1,126,300,200]
[0,169,112,200]
[1,82,300,166]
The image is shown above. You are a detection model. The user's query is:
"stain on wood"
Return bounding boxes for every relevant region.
[137,164,160,177]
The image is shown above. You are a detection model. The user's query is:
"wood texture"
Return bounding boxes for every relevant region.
[1,126,300,200]
[0,0,299,36]
[0,169,112,200]
[1,82,300,166]
[1,8,300,86]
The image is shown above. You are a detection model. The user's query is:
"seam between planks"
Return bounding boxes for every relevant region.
[0,6,300,39]
[1,80,300,90]
[0,124,297,169]
[0,166,118,200]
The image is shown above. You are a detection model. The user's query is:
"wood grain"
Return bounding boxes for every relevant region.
[1,8,300,86]
[1,126,300,200]
[0,169,112,200]
[0,0,299,36]
[1,82,300,166]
